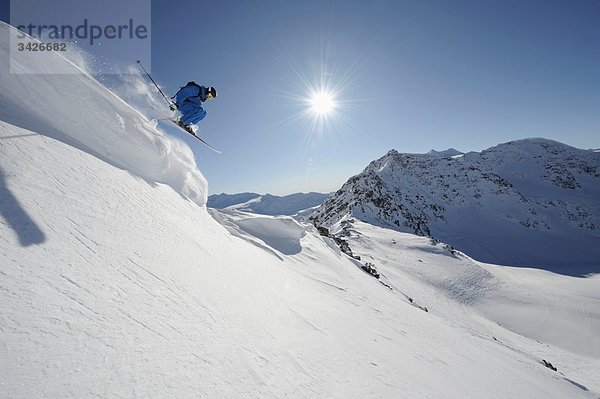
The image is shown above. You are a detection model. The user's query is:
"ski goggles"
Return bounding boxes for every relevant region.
[206,86,217,100]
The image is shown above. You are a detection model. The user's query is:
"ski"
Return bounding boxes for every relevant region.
[147,103,222,154]
[169,119,222,154]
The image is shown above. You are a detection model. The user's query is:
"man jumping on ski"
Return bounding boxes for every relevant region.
[170,82,217,135]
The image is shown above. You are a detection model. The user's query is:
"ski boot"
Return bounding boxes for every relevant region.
[177,120,196,136]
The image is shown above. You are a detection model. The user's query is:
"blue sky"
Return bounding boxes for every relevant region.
[3,1,600,195]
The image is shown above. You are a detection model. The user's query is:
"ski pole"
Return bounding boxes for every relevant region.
[136,60,173,108]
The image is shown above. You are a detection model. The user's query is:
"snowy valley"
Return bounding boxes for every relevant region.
[1,21,600,399]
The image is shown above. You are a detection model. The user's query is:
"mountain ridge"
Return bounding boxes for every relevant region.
[311,138,600,275]
[208,191,329,216]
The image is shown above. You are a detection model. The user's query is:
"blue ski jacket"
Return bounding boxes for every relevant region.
[174,83,208,126]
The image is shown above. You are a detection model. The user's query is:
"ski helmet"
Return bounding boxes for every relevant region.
[206,86,217,100]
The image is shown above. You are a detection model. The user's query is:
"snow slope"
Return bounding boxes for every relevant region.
[6,124,599,398]
[209,208,307,256]
[329,219,600,359]
[0,22,207,207]
[311,140,600,275]
[1,22,599,398]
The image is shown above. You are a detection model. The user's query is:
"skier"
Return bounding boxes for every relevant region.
[170,82,217,135]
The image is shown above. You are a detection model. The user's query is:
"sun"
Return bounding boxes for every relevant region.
[310,90,336,116]
[270,39,366,139]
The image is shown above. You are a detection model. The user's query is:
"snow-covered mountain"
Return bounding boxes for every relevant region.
[311,140,600,275]
[207,192,262,208]
[1,22,599,398]
[208,192,329,216]
[427,147,464,158]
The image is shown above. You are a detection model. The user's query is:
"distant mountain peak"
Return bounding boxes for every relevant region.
[427,148,464,158]
[311,138,600,274]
